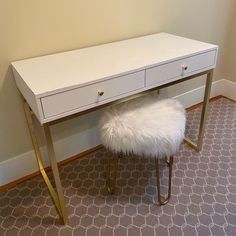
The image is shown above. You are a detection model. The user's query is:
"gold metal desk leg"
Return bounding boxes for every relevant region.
[23,102,68,224]
[184,70,213,151]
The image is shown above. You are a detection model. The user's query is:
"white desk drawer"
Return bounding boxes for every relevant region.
[146,50,216,87]
[41,71,145,118]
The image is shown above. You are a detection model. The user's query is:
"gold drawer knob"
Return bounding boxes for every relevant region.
[98,90,104,96]
[182,65,188,71]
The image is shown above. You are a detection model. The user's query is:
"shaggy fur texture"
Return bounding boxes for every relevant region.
[99,95,186,158]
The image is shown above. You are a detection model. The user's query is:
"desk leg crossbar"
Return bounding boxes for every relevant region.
[184,70,213,151]
[22,70,213,224]
[23,102,67,224]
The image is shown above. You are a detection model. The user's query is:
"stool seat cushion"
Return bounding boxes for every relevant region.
[99,95,186,158]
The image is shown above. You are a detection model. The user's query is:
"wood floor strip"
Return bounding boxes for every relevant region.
[0,145,103,190]
[1,95,235,191]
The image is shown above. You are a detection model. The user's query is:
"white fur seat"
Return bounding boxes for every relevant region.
[99,94,186,205]
[99,95,186,158]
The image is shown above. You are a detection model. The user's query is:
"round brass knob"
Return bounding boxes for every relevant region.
[98,91,104,96]
[182,65,188,71]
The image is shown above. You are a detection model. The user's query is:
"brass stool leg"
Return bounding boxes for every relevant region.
[155,156,174,205]
[106,152,119,194]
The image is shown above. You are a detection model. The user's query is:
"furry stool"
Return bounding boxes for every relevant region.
[99,95,186,205]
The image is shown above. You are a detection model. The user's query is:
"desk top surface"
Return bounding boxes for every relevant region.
[12,33,217,96]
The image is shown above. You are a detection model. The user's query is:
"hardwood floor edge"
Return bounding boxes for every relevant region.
[0,144,104,191]
[220,95,236,103]
[186,95,235,112]
[1,94,235,191]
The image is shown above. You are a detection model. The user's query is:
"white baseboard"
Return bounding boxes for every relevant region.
[220,79,236,101]
[172,79,233,107]
[0,126,100,186]
[0,79,235,187]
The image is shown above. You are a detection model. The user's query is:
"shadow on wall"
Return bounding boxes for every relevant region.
[0,67,32,161]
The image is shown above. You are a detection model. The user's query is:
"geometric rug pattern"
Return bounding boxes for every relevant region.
[0,97,236,236]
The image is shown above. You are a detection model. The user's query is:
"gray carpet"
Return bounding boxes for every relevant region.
[0,97,236,236]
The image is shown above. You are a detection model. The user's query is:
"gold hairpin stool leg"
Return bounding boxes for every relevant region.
[23,102,67,224]
[106,152,119,194]
[184,70,213,151]
[106,152,174,206]
[155,156,174,205]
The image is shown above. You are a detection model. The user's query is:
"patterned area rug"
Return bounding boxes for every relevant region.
[0,97,236,236]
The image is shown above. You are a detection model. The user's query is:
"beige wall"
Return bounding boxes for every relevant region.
[155,0,235,97]
[0,0,235,162]
[223,4,236,82]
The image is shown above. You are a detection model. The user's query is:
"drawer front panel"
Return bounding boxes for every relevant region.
[41,71,145,118]
[146,50,216,87]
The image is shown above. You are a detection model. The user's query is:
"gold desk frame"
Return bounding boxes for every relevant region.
[23,69,213,224]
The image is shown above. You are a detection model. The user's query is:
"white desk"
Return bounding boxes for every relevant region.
[12,33,218,223]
